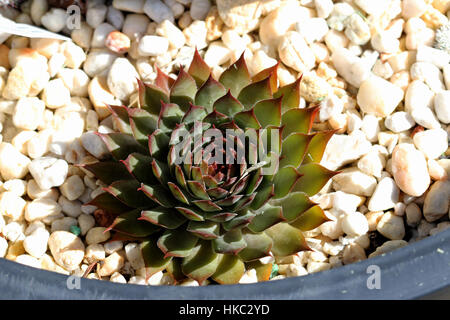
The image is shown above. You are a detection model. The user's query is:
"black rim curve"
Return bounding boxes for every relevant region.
[0,228,449,300]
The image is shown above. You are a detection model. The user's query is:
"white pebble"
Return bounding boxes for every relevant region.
[137,35,169,57]
[86,227,110,245]
[376,211,405,240]
[413,128,448,159]
[29,157,69,190]
[48,231,85,271]
[143,0,174,24]
[368,177,399,211]
[0,142,31,180]
[384,111,415,133]
[434,91,450,123]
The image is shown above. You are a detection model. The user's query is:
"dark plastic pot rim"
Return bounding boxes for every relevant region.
[0,228,449,300]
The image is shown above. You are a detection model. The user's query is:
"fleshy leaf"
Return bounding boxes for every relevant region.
[280,133,314,168]
[272,166,302,199]
[158,102,184,132]
[157,229,199,258]
[108,209,159,237]
[187,221,220,239]
[81,161,133,185]
[233,109,261,129]
[138,80,169,115]
[182,103,207,124]
[168,182,190,204]
[302,129,337,164]
[181,240,220,285]
[195,75,226,113]
[170,67,197,111]
[265,222,309,257]
[104,179,154,208]
[140,207,186,229]
[245,261,272,282]
[247,204,284,233]
[219,53,251,97]
[188,49,211,87]
[141,239,172,277]
[192,199,222,212]
[253,97,282,128]
[238,231,273,262]
[107,105,132,134]
[290,205,330,231]
[154,66,172,94]
[238,76,272,109]
[212,255,245,284]
[187,180,210,200]
[281,106,319,138]
[274,76,301,110]
[97,132,147,161]
[166,258,185,283]
[139,183,174,208]
[88,192,133,215]
[128,108,158,146]
[213,90,244,117]
[151,159,170,185]
[252,63,278,94]
[175,206,205,222]
[272,192,316,222]
[222,210,255,231]
[148,129,170,160]
[212,229,246,255]
[121,153,157,185]
[293,163,338,196]
[249,184,274,210]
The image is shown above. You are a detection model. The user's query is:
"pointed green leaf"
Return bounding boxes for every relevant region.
[140,207,186,229]
[141,239,172,277]
[108,209,159,237]
[182,240,220,285]
[158,102,184,132]
[170,67,197,111]
[157,229,198,258]
[212,229,246,255]
[302,130,336,164]
[151,158,170,185]
[105,179,154,208]
[274,76,301,110]
[280,133,314,168]
[245,261,272,282]
[167,182,190,204]
[249,184,274,211]
[187,221,220,239]
[252,63,278,94]
[265,222,309,257]
[154,66,172,94]
[187,180,210,200]
[213,90,244,117]
[212,255,245,284]
[182,103,207,124]
[281,106,319,138]
[290,205,330,231]
[88,192,133,215]
[138,80,169,115]
[247,204,284,233]
[175,206,205,221]
[192,199,222,212]
[107,105,132,134]
[188,49,211,87]
[222,210,255,231]
[238,77,272,109]
[233,109,261,129]
[253,97,282,128]
[272,192,316,222]
[166,258,185,283]
[121,153,157,185]
[128,108,158,146]
[293,163,338,196]
[219,53,251,97]
[97,132,147,160]
[273,166,302,199]
[195,75,226,113]
[139,183,174,208]
[204,212,237,222]
[81,161,133,185]
[238,230,273,262]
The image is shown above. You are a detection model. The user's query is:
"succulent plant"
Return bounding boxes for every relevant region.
[83,50,337,285]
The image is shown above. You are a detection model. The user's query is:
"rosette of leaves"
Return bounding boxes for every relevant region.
[83,50,337,285]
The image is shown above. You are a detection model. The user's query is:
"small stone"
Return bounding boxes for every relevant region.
[296,18,329,45]
[368,240,408,258]
[107,6,125,30]
[341,212,369,237]
[361,114,381,142]
[320,219,344,240]
[107,58,139,102]
[433,91,450,124]
[91,23,116,49]
[413,128,448,159]
[23,228,49,258]
[105,31,130,54]
[376,211,405,240]
[327,2,354,31]
[80,131,110,160]
[357,148,386,178]
[0,237,7,258]
[423,180,450,222]
[344,13,371,45]
[278,31,316,74]
[143,0,174,24]
[0,191,26,221]
[84,243,105,264]
[2,179,27,197]
[71,22,94,50]
[332,168,377,197]
[15,254,41,268]
[60,175,85,201]
[191,0,211,21]
[371,32,400,54]
[183,21,208,50]
[110,272,127,283]
[416,45,450,69]
[342,243,366,264]
[156,20,185,49]
[48,231,85,270]
[25,198,61,222]
[78,214,95,236]
[86,4,108,29]
[410,62,445,93]
[41,79,71,109]
[40,8,66,33]
[300,72,331,102]
[138,35,170,57]
[384,111,415,133]
[331,48,371,88]
[357,76,404,117]
[125,243,145,270]
[122,14,150,41]
[61,42,86,70]
[321,131,371,170]
[57,68,90,97]
[104,241,123,255]
[0,142,31,180]
[368,177,400,212]
[29,157,69,190]
[86,227,110,245]
[58,196,82,218]
[410,107,441,130]
[402,0,428,19]
[314,0,333,18]
[405,202,422,226]
[113,0,145,13]
[204,41,230,67]
[98,251,125,277]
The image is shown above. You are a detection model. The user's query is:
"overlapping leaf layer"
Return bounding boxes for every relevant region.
[85,51,337,284]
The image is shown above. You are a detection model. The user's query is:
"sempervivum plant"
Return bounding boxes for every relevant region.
[83,50,338,285]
